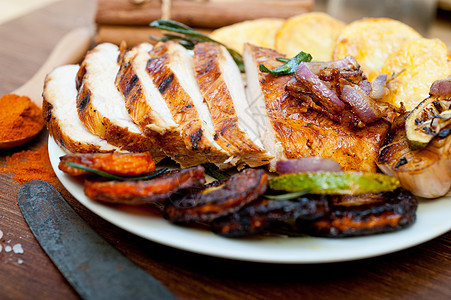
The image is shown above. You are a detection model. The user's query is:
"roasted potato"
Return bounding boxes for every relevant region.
[209,18,284,54]
[381,38,451,110]
[275,12,345,61]
[332,18,421,80]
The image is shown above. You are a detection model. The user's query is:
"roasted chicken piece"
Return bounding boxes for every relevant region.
[84,166,205,205]
[297,189,417,237]
[164,168,267,223]
[212,195,329,237]
[43,64,118,153]
[243,43,389,172]
[142,41,233,168]
[76,43,164,159]
[59,152,155,176]
[193,42,273,168]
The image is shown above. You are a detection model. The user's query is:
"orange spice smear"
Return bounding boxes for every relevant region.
[0,94,44,142]
[0,143,70,197]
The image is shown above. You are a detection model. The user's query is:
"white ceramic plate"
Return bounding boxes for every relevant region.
[49,138,451,263]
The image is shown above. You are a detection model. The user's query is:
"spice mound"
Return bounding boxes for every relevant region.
[0,94,44,142]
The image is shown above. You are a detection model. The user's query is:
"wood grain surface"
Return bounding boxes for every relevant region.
[0,1,450,299]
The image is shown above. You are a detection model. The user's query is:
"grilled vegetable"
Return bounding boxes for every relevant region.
[269,172,400,195]
[212,195,329,237]
[59,152,155,176]
[165,168,267,223]
[84,166,205,205]
[405,94,451,150]
[377,114,451,198]
[298,189,417,237]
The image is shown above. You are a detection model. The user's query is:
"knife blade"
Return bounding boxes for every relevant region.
[17,180,177,300]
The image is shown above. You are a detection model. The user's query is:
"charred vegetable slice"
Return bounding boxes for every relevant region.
[405,94,451,150]
[268,172,400,195]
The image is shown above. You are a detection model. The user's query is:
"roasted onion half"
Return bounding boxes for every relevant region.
[377,116,451,198]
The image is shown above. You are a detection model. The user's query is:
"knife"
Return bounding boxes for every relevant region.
[17,180,177,300]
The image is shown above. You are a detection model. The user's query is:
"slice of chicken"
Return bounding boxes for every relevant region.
[144,41,233,168]
[193,42,273,168]
[243,43,287,170]
[43,64,119,153]
[76,43,164,161]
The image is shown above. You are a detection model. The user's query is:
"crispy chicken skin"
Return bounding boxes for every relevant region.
[59,152,155,176]
[193,42,273,167]
[165,168,268,223]
[84,166,205,205]
[244,44,389,172]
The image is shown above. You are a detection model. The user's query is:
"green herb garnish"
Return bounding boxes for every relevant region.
[264,190,310,200]
[201,163,231,181]
[65,162,167,181]
[259,51,312,76]
[150,19,244,72]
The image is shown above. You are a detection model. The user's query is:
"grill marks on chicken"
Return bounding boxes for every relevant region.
[193,42,273,167]
[145,42,233,168]
[43,64,119,153]
[84,166,206,205]
[76,43,164,159]
[165,168,268,223]
[243,44,389,172]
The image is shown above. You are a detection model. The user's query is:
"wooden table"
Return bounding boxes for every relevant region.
[1,1,450,299]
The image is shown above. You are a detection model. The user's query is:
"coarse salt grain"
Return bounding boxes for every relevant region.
[13,244,23,254]
[18,258,23,264]
[0,229,3,239]
[0,245,2,252]
[4,245,12,252]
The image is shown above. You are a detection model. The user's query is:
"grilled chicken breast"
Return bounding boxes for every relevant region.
[244,44,389,172]
[144,41,232,168]
[76,43,164,160]
[43,64,118,153]
[193,42,273,168]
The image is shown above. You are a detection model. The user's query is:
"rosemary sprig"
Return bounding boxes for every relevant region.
[264,190,310,200]
[259,51,312,76]
[150,19,244,72]
[65,162,167,181]
[201,163,231,181]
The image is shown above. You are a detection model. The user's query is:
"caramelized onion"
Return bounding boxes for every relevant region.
[377,118,451,198]
[370,74,388,100]
[295,63,345,114]
[276,157,343,174]
[341,85,380,124]
[429,78,451,97]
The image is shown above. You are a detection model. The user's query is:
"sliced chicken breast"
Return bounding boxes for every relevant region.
[243,44,287,170]
[193,42,273,168]
[43,64,119,153]
[76,43,164,161]
[244,43,389,172]
[144,41,232,168]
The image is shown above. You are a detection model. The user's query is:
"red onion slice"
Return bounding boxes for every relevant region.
[341,85,380,124]
[295,63,345,114]
[276,157,343,174]
[370,74,388,100]
[430,78,451,97]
